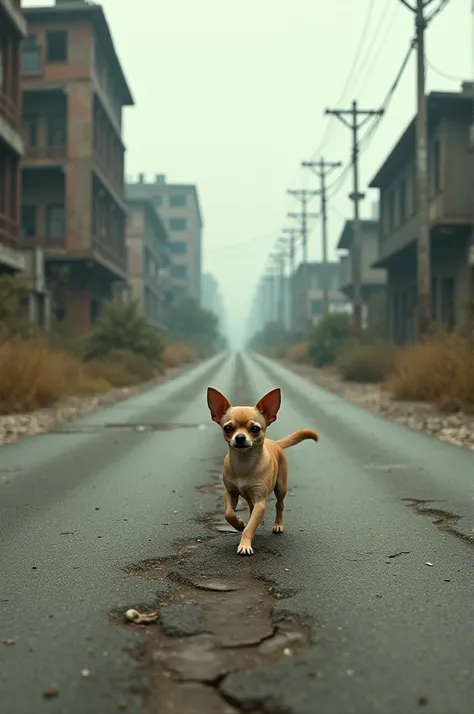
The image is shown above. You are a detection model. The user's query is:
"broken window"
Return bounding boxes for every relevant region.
[46,31,68,63]
[21,205,36,237]
[48,116,66,146]
[47,204,65,239]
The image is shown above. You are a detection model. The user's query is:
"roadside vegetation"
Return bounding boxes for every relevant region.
[249,310,474,415]
[0,276,223,415]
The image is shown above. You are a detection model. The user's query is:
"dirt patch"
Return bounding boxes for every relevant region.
[116,495,310,713]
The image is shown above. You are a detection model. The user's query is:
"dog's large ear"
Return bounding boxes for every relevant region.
[256,388,281,425]
[207,387,231,423]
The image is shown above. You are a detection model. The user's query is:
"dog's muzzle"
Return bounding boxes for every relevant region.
[231,433,252,449]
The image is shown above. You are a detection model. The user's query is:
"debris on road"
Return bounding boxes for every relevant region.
[2,639,15,646]
[425,562,434,567]
[42,688,59,699]
[124,608,158,624]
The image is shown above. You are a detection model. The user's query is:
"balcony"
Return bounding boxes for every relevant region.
[21,234,65,250]
[0,92,20,132]
[94,235,127,275]
[24,144,66,163]
[0,214,20,249]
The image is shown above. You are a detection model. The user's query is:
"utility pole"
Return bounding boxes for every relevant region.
[270,251,285,328]
[287,208,318,333]
[282,228,299,337]
[399,0,434,337]
[302,158,342,315]
[325,102,383,337]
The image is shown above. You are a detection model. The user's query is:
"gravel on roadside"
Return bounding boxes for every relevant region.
[282,360,474,452]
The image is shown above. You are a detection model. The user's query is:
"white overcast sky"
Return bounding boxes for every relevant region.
[24,0,472,346]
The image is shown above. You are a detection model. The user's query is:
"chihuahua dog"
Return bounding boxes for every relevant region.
[207,386,318,556]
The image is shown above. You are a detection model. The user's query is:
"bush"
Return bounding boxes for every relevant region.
[386,332,474,412]
[84,300,164,366]
[307,313,352,367]
[337,341,396,383]
[287,342,309,363]
[163,343,198,368]
[107,349,158,380]
[0,338,82,413]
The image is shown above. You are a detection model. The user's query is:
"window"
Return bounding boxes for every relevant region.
[399,178,406,223]
[46,31,68,63]
[388,190,395,230]
[169,194,186,207]
[171,265,187,279]
[170,241,187,255]
[169,218,186,231]
[311,299,322,316]
[22,35,41,76]
[153,195,162,207]
[23,115,38,147]
[48,116,66,146]
[433,139,441,194]
[21,205,36,238]
[47,204,65,238]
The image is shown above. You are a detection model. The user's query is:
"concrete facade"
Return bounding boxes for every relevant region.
[126,198,171,331]
[126,174,203,302]
[370,87,474,344]
[21,0,134,333]
[0,0,26,272]
[292,262,350,337]
[337,219,386,331]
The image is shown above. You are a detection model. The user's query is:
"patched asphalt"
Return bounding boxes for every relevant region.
[0,352,473,714]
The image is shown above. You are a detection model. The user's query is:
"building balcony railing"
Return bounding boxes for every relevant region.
[0,214,20,249]
[94,235,127,274]
[93,152,124,199]
[21,234,66,249]
[0,92,20,132]
[24,144,67,162]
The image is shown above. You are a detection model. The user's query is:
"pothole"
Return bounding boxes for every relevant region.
[116,510,310,713]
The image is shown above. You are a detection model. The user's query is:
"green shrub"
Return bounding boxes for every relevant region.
[107,348,158,381]
[307,313,352,367]
[84,300,164,366]
[337,341,396,383]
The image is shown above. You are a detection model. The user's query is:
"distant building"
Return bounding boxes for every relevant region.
[292,262,350,336]
[201,272,226,337]
[337,219,386,331]
[21,0,134,333]
[126,174,203,302]
[126,198,171,330]
[369,86,474,344]
[0,0,27,274]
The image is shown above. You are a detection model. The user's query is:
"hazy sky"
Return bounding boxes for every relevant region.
[25,0,472,346]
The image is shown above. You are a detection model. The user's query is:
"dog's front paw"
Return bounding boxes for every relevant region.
[272,524,284,534]
[237,541,254,556]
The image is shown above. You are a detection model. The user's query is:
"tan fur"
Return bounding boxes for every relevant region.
[207,386,318,556]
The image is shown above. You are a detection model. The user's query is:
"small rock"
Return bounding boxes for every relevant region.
[43,688,59,699]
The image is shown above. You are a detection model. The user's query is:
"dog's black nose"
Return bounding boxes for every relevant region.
[235,433,247,445]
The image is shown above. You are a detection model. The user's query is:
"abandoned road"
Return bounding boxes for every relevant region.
[0,353,473,714]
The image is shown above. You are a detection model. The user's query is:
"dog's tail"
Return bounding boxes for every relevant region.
[276,429,319,450]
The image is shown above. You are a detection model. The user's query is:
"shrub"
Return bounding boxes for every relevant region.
[84,359,140,388]
[307,313,352,367]
[0,338,82,413]
[163,343,198,368]
[337,341,396,383]
[386,332,474,413]
[84,300,164,366]
[287,342,309,363]
[107,349,158,381]
[262,345,289,359]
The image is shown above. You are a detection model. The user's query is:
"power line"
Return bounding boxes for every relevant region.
[426,0,452,22]
[426,57,465,83]
[310,0,376,160]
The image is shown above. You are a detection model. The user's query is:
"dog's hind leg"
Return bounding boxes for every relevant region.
[224,489,245,532]
[272,461,288,534]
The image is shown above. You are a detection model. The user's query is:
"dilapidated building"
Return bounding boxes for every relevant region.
[370,86,474,344]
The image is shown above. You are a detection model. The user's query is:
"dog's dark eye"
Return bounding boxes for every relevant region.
[249,424,260,434]
[223,424,233,434]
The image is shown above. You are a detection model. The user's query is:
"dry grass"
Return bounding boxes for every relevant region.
[287,342,309,363]
[83,359,140,388]
[0,338,83,414]
[337,341,397,384]
[163,343,198,368]
[386,332,474,413]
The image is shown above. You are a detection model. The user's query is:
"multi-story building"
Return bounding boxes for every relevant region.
[0,0,27,274]
[126,197,171,330]
[201,272,226,337]
[292,262,350,336]
[369,86,474,344]
[126,174,203,302]
[337,219,386,332]
[21,0,134,333]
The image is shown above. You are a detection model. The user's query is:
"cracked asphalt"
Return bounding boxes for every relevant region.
[1,352,473,714]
